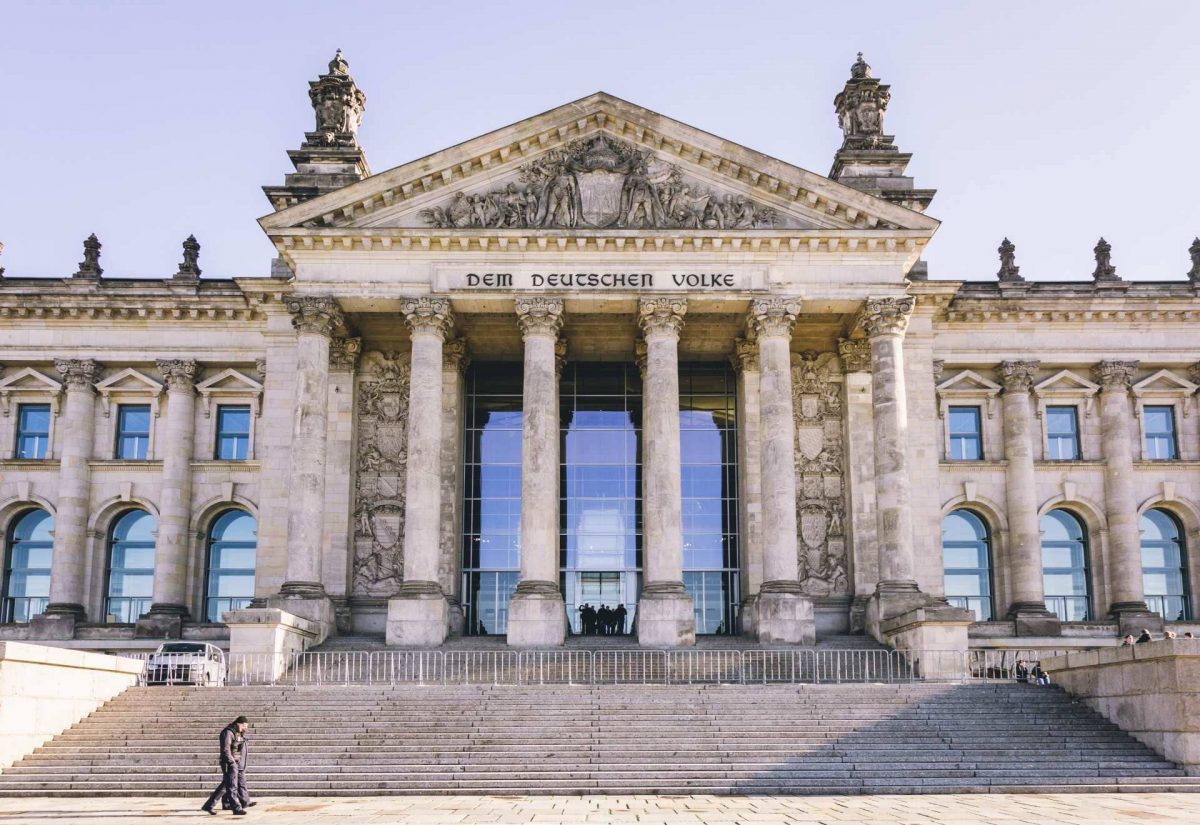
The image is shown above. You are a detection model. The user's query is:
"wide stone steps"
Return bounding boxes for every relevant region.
[3,682,1198,796]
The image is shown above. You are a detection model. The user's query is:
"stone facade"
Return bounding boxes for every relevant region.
[2,53,1199,649]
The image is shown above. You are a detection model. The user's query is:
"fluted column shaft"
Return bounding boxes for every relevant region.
[150,360,198,615]
[1094,360,1150,614]
[46,359,99,616]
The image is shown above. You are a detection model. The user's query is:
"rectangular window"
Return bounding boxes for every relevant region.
[1144,405,1178,460]
[947,406,983,460]
[1045,405,1080,460]
[15,404,51,459]
[115,404,152,460]
[215,405,252,460]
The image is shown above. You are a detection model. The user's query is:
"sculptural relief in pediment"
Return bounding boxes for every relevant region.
[411,135,796,231]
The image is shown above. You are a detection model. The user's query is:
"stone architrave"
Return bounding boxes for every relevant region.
[388,297,454,646]
[636,297,695,647]
[33,359,99,638]
[137,359,199,638]
[751,298,815,645]
[507,297,568,647]
[1093,360,1160,633]
[996,360,1060,636]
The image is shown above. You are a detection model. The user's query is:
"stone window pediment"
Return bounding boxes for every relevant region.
[0,367,63,416]
[1033,370,1100,419]
[1132,369,1197,419]
[94,368,164,418]
[935,370,1002,419]
[195,369,264,418]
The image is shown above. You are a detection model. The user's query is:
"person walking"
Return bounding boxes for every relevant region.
[1013,659,1030,684]
[202,715,250,816]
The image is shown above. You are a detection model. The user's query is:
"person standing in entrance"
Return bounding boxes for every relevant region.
[202,715,250,816]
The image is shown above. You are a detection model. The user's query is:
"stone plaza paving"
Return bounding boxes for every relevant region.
[1,795,1200,824]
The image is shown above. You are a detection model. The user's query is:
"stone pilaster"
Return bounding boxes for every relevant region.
[751,298,815,644]
[1094,360,1159,633]
[508,297,568,646]
[637,297,695,647]
[34,359,99,638]
[996,360,1060,636]
[137,359,198,638]
[388,297,454,646]
[439,338,470,637]
[324,337,360,631]
[838,338,878,633]
[731,339,764,636]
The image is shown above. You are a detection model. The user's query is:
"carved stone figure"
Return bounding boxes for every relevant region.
[997,237,1022,282]
[1093,237,1119,281]
[176,235,201,280]
[75,234,102,279]
[833,53,892,150]
[306,50,366,148]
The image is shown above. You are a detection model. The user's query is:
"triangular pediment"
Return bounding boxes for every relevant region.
[1133,369,1198,396]
[260,92,938,236]
[0,367,62,395]
[196,368,263,394]
[936,370,1002,394]
[1034,370,1100,396]
[95,368,164,395]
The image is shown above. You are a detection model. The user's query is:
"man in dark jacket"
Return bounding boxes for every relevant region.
[201,716,250,816]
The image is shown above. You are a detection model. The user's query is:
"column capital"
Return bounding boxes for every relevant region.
[837,338,872,373]
[638,297,687,337]
[287,295,344,336]
[401,296,453,339]
[730,338,759,373]
[749,297,800,338]
[634,339,648,380]
[1093,359,1139,390]
[329,337,362,372]
[443,338,471,373]
[156,359,198,391]
[54,358,99,390]
[932,358,945,383]
[858,296,914,337]
[515,296,564,338]
[996,359,1040,392]
[554,339,568,378]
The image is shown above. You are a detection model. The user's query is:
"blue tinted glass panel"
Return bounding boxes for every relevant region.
[15,405,51,460]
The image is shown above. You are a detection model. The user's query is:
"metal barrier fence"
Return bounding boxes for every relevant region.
[130,648,1046,688]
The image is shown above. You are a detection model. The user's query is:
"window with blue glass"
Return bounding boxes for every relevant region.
[941,510,993,621]
[1041,509,1091,621]
[1143,405,1178,460]
[206,510,257,621]
[947,406,983,460]
[105,510,155,623]
[1141,508,1190,621]
[115,404,151,460]
[215,405,252,460]
[1045,405,1080,460]
[15,404,51,459]
[2,509,53,623]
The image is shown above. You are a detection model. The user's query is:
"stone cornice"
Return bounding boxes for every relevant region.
[942,304,1200,324]
[515,297,565,338]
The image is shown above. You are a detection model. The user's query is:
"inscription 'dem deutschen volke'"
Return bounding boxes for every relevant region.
[462,272,737,289]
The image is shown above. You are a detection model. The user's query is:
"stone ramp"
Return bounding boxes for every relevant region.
[2,683,1198,796]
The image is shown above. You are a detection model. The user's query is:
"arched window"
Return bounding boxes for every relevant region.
[1041,509,1091,621]
[941,510,994,621]
[3,510,53,623]
[1141,509,1190,621]
[205,510,257,622]
[106,510,155,623]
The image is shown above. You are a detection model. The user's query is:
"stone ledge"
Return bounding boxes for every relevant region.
[0,641,143,675]
[223,608,318,635]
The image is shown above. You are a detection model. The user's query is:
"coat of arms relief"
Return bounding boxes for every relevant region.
[352,352,411,596]
[792,352,850,596]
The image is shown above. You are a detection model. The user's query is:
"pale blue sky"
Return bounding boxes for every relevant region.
[2,1,1197,281]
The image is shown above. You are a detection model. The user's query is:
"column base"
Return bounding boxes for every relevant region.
[265,581,334,646]
[506,581,567,647]
[1006,601,1063,637]
[386,581,449,647]
[1109,601,1164,636]
[446,597,466,638]
[636,582,695,648]
[30,603,85,640]
[739,594,760,637]
[134,603,189,639]
[754,583,816,645]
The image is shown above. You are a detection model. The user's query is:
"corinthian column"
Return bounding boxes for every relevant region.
[1094,360,1158,633]
[507,297,567,646]
[636,297,694,647]
[731,339,764,636]
[138,359,198,637]
[388,297,454,646]
[751,298,815,644]
[35,358,99,637]
[996,360,1060,636]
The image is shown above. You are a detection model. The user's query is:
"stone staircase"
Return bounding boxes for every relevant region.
[2,682,1199,795]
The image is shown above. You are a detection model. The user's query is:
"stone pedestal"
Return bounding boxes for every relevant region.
[636,584,695,648]
[133,606,185,640]
[506,583,568,647]
[225,607,319,679]
[28,610,80,641]
[265,583,334,646]
[756,586,816,645]
[879,605,973,679]
[386,584,450,647]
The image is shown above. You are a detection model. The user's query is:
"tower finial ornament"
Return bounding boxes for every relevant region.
[997,237,1023,282]
[75,233,102,279]
[176,235,201,280]
[1093,237,1119,281]
[850,52,872,79]
[1188,237,1200,282]
[307,49,366,147]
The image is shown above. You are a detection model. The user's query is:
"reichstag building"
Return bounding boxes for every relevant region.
[2,52,1198,652]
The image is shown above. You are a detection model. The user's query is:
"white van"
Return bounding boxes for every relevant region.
[143,642,227,686]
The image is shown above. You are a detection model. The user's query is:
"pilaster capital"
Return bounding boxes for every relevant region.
[730,337,759,373]
[931,358,945,383]
[996,360,1040,392]
[749,297,800,338]
[286,295,344,336]
[515,297,564,338]
[156,359,198,391]
[54,358,99,390]
[857,296,914,337]
[634,339,648,381]
[443,338,471,373]
[1093,359,1139,390]
[255,358,267,377]
[329,337,362,372]
[638,297,687,338]
[837,338,872,373]
[401,297,453,339]
[554,339,568,378]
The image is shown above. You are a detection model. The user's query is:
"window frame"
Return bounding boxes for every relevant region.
[941,509,995,621]
[195,369,263,462]
[0,367,63,460]
[14,403,53,460]
[104,509,156,624]
[946,405,985,461]
[214,404,253,461]
[1141,404,1179,461]
[204,509,257,622]
[1040,508,1092,622]
[934,370,1001,462]
[1044,404,1082,461]
[113,403,153,461]
[2,509,53,623]
[1140,508,1191,621]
